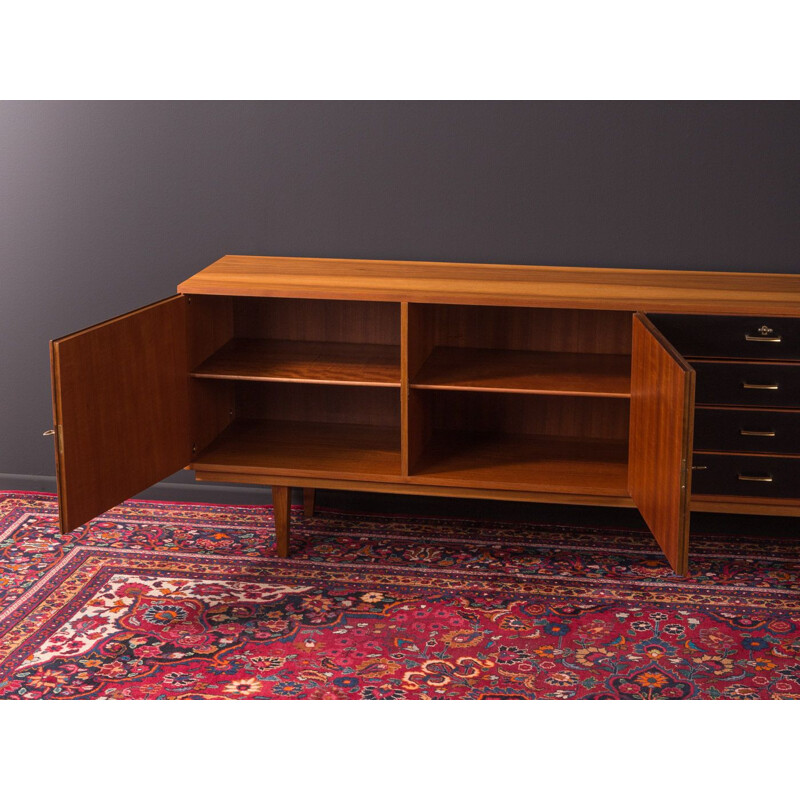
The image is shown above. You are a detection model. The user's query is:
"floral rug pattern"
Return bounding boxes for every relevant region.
[0,491,799,699]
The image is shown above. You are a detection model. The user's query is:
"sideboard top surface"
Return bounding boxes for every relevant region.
[177,255,800,315]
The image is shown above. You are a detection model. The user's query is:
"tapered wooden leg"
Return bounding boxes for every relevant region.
[303,488,316,519]
[271,485,290,557]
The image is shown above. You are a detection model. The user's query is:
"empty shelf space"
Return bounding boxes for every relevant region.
[191,419,401,480]
[191,338,401,386]
[411,347,631,397]
[410,431,629,496]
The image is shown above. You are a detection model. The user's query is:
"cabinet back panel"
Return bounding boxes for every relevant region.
[186,295,234,369]
[425,391,630,440]
[413,305,632,355]
[236,382,400,427]
[233,298,400,345]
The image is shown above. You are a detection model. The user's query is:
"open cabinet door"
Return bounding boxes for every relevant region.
[629,313,696,575]
[50,296,191,533]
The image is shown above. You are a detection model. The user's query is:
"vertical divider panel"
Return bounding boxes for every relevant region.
[401,302,411,476]
[402,303,436,476]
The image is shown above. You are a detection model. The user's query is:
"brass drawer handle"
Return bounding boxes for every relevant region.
[745,325,782,343]
[739,429,776,437]
[738,473,774,482]
[745,334,782,343]
[742,382,780,390]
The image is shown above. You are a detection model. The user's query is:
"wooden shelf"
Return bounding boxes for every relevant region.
[191,338,400,386]
[411,347,631,397]
[410,431,629,495]
[191,419,401,480]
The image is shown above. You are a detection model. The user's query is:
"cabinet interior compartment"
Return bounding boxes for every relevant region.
[187,296,401,387]
[407,304,632,397]
[406,390,630,496]
[191,381,401,480]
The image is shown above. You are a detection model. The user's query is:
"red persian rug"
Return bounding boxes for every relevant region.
[0,491,798,699]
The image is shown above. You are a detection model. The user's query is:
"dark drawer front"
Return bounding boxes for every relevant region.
[694,408,800,454]
[649,314,800,361]
[691,454,800,499]
[692,361,800,408]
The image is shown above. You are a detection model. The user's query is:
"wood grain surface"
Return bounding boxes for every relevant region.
[194,470,637,508]
[425,392,630,441]
[271,485,290,557]
[408,304,632,354]
[50,296,191,532]
[303,487,316,519]
[235,383,400,427]
[233,296,400,344]
[412,347,631,397]
[178,255,800,315]
[186,295,235,454]
[628,313,696,574]
[192,338,400,386]
[409,431,629,496]
[191,419,401,480]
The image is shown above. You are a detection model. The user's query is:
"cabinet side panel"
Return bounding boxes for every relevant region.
[186,295,235,452]
[51,296,191,532]
[629,313,695,574]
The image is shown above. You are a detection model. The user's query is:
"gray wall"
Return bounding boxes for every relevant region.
[2,101,799,498]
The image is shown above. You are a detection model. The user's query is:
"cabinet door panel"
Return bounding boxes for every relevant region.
[629,313,696,575]
[50,296,191,532]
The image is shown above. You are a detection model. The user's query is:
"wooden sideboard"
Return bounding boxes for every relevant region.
[48,256,800,575]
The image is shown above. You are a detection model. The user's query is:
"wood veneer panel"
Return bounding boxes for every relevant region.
[404,304,435,475]
[628,313,695,575]
[192,338,400,386]
[427,392,630,441]
[186,295,235,453]
[186,295,234,369]
[414,305,632,354]
[50,296,191,533]
[233,297,400,345]
[191,419,401,480]
[410,432,629,495]
[236,383,400,427]
[178,255,800,316]
[412,347,631,397]
[195,471,637,507]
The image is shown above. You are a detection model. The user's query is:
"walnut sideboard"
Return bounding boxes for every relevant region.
[47,256,800,575]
